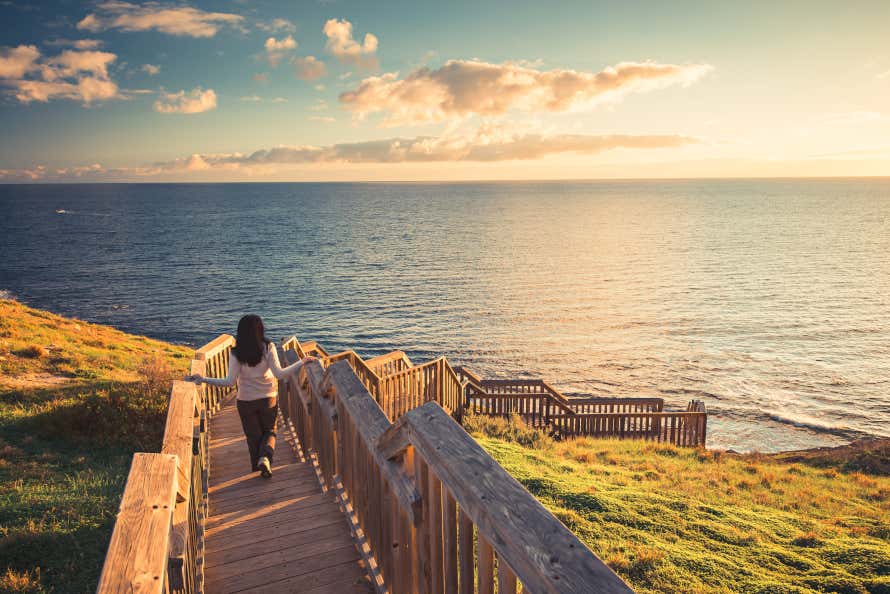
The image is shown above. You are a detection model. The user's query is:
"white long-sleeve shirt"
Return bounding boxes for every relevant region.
[202,343,303,401]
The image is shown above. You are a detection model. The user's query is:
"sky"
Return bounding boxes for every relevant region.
[0,0,888,182]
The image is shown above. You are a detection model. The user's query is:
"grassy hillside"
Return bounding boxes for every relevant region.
[2,300,887,594]
[0,299,191,593]
[466,415,890,594]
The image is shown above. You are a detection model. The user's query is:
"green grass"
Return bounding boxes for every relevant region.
[0,299,192,593]
[465,415,890,594]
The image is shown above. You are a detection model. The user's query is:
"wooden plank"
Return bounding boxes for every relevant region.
[97,453,178,594]
[194,334,234,361]
[458,510,474,594]
[478,535,494,594]
[443,491,458,594]
[401,403,634,594]
[161,381,197,503]
[326,362,422,524]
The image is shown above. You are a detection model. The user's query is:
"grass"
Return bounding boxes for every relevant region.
[0,299,191,594]
[2,300,887,593]
[464,414,890,594]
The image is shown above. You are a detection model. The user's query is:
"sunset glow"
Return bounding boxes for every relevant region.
[1,1,888,181]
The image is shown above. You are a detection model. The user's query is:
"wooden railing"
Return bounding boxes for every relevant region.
[375,357,464,421]
[280,359,634,593]
[97,336,230,594]
[193,334,235,413]
[366,350,413,377]
[456,368,705,446]
[281,339,464,422]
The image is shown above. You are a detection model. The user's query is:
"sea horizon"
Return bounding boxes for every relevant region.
[3,178,888,454]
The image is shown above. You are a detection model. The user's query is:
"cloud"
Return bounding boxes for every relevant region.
[309,115,335,123]
[0,45,40,78]
[271,97,287,103]
[77,1,244,38]
[0,45,125,104]
[240,94,261,102]
[323,18,378,69]
[293,55,326,80]
[264,35,296,52]
[264,35,297,67]
[142,63,160,75]
[257,18,296,33]
[341,59,713,126]
[309,99,328,111]
[0,124,698,182]
[252,72,268,83]
[153,87,217,113]
[876,69,890,80]
[46,38,104,50]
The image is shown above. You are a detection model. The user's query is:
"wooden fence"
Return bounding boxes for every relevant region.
[456,368,705,446]
[280,359,634,594]
[97,335,233,594]
[282,337,464,422]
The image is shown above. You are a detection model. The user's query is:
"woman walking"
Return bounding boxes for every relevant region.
[189,315,315,478]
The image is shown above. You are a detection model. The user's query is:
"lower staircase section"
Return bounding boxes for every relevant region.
[204,399,374,594]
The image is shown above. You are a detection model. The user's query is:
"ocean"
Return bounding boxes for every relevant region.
[1,179,888,452]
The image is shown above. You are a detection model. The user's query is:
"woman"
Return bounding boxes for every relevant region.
[189,315,315,478]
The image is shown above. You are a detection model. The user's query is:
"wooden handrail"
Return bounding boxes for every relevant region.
[378,403,635,594]
[278,359,633,593]
[96,453,179,594]
[193,334,234,361]
[99,337,218,593]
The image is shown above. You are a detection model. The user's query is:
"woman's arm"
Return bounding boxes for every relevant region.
[267,345,314,379]
[199,352,240,387]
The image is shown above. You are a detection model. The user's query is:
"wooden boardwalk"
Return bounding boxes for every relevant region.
[204,398,374,594]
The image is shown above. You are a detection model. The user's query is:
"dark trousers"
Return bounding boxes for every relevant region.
[236,397,278,471]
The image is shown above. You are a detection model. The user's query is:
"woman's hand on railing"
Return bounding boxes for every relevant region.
[300,355,318,366]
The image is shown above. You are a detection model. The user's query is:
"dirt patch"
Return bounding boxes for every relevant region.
[0,373,72,391]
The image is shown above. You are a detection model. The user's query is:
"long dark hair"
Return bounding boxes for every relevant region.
[233,314,270,366]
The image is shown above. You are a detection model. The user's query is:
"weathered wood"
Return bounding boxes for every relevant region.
[325,362,423,524]
[96,453,178,594]
[401,402,635,594]
[161,381,197,503]
[194,334,234,361]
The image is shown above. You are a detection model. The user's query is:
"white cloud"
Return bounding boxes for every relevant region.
[272,97,287,103]
[252,72,268,83]
[341,59,713,126]
[46,50,117,79]
[0,124,699,181]
[293,55,326,80]
[0,45,124,104]
[309,115,335,123]
[876,69,890,80]
[257,18,296,33]
[323,18,378,69]
[240,94,261,102]
[309,99,328,111]
[264,35,297,67]
[46,38,104,50]
[338,71,352,80]
[154,87,217,113]
[0,45,40,78]
[264,35,297,52]
[142,63,161,75]
[77,1,244,38]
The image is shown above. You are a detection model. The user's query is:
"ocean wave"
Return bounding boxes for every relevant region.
[763,410,866,438]
[0,289,15,300]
